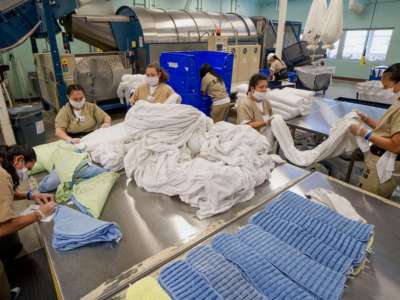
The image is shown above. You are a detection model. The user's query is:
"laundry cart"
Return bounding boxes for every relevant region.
[160,51,234,116]
[295,65,335,94]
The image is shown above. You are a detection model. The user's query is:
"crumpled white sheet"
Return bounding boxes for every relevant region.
[267,88,315,120]
[123,101,284,219]
[117,74,146,103]
[271,112,368,166]
[376,151,397,183]
[306,188,366,223]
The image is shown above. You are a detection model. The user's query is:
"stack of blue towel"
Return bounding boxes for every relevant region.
[52,205,122,251]
[158,191,374,300]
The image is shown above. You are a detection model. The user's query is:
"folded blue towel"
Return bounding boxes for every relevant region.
[52,205,122,251]
[270,191,373,242]
[158,260,222,300]
[236,225,346,300]
[250,211,353,274]
[211,233,316,300]
[186,245,267,300]
[266,197,368,265]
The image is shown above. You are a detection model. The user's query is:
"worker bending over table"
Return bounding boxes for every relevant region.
[267,53,288,82]
[350,63,400,198]
[55,84,111,144]
[0,145,55,300]
[200,63,230,122]
[237,73,273,131]
[130,63,179,105]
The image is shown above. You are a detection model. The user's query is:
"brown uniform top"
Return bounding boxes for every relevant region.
[0,167,15,223]
[201,73,228,101]
[55,102,109,134]
[130,83,174,105]
[373,103,400,137]
[236,96,272,129]
[270,59,286,74]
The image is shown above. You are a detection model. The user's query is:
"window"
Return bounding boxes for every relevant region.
[326,40,340,59]
[326,28,393,62]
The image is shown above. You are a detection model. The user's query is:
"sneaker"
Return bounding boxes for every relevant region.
[10,287,21,300]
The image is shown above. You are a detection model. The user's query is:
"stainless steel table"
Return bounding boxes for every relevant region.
[111,172,400,300]
[38,163,310,300]
[286,99,386,136]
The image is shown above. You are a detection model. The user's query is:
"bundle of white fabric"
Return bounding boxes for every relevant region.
[267,88,315,120]
[270,112,369,166]
[117,74,146,103]
[356,80,393,104]
[123,101,284,219]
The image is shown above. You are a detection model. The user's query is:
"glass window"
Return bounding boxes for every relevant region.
[326,40,340,59]
[342,30,368,60]
[366,29,393,61]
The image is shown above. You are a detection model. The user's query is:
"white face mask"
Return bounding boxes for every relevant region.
[17,167,29,183]
[252,90,267,102]
[145,75,159,87]
[69,98,86,109]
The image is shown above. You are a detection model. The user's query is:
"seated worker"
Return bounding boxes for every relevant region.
[130,63,180,105]
[350,63,400,198]
[0,145,55,300]
[237,73,272,131]
[55,84,112,144]
[267,53,288,81]
[200,63,230,122]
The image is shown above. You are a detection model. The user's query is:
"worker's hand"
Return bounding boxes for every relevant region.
[356,110,368,123]
[32,193,54,205]
[68,138,81,144]
[101,123,111,128]
[349,124,367,136]
[36,201,56,220]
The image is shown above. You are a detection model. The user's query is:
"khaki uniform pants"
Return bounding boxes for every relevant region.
[360,152,400,198]
[211,103,230,123]
[0,261,10,300]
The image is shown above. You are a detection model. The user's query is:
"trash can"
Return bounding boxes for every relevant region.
[8,104,46,147]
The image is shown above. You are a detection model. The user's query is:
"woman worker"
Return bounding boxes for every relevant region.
[350,63,400,198]
[200,64,230,122]
[267,53,288,81]
[130,63,180,105]
[55,84,112,144]
[237,73,273,130]
[0,145,55,300]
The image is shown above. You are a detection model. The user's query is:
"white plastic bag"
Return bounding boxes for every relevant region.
[320,0,344,49]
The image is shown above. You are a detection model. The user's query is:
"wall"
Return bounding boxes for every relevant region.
[2,0,259,100]
[256,0,400,79]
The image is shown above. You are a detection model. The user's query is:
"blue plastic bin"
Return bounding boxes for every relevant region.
[369,66,387,81]
[288,71,297,83]
[160,51,233,115]
[260,68,270,77]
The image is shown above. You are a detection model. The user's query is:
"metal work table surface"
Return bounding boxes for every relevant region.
[113,172,400,300]
[38,163,309,300]
[287,99,386,136]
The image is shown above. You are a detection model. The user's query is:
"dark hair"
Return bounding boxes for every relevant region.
[200,64,223,83]
[247,73,268,94]
[67,84,85,96]
[147,62,169,83]
[7,145,37,163]
[383,63,400,83]
[0,145,23,189]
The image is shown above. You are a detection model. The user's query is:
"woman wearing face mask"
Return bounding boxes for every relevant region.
[200,64,230,122]
[237,73,272,130]
[0,145,55,300]
[55,84,112,144]
[130,63,179,105]
[350,63,400,198]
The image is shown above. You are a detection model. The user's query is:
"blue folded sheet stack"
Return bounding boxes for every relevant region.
[52,205,122,251]
[158,191,374,300]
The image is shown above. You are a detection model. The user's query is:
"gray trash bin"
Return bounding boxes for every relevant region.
[8,104,46,147]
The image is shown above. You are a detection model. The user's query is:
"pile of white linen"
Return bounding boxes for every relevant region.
[270,112,369,166]
[267,87,315,120]
[356,80,393,105]
[82,101,284,218]
[117,74,146,103]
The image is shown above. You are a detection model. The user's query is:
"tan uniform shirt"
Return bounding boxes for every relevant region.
[373,103,400,137]
[0,167,15,223]
[130,83,174,105]
[270,60,286,74]
[237,96,272,129]
[201,73,228,101]
[55,102,109,134]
